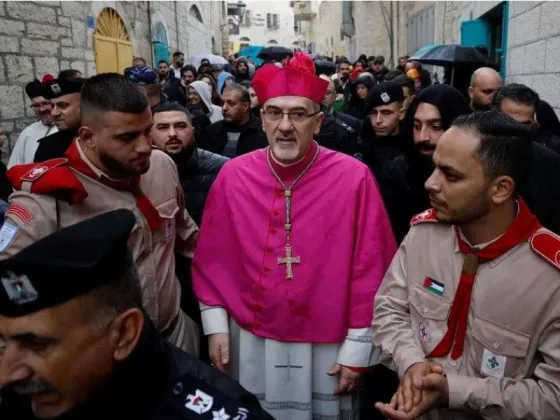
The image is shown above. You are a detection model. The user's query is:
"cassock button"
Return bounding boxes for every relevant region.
[272,210,280,216]
[259,285,266,292]
[276,190,283,198]
[270,227,278,234]
[266,247,274,253]
[255,303,264,312]
[253,321,261,328]
[263,266,271,273]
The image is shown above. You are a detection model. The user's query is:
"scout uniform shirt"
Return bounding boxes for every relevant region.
[0,141,199,353]
[372,209,560,420]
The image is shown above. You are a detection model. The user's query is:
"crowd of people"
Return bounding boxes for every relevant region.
[0,47,560,420]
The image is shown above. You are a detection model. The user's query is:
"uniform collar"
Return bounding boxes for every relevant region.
[75,140,121,182]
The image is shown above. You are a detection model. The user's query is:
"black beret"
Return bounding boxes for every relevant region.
[0,210,136,317]
[42,77,85,99]
[25,79,43,100]
[365,81,405,113]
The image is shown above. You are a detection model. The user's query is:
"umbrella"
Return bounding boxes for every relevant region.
[409,44,488,66]
[188,53,228,70]
[238,45,264,66]
[257,46,293,61]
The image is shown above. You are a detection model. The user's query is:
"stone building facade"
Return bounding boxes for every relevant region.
[305,0,559,114]
[0,0,227,161]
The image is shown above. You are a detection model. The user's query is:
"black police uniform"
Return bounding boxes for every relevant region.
[315,110,363,160]
[0,210,272,420]
[33,77,85,162]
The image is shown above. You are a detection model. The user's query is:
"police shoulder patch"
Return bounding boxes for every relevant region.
[335,118,355,133]
[410,208,438,226]
[20,158,68,182]
[529,230,560,271]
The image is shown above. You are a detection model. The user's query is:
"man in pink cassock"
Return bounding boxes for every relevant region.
[192,52,397,420]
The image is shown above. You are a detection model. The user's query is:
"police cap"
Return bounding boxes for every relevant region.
[42,77,85,100]
[365,81,404,114]
[0,210,136,318]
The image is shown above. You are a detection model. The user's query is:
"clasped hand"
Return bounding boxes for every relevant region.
[375,362,449,420]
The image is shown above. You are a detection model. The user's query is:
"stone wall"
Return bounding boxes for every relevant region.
[507,1,560,115]
[0,1,225,162]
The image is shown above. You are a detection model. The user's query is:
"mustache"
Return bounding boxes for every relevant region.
[165,136,182,145]
[11,378,56,396]
[416,141,436,152]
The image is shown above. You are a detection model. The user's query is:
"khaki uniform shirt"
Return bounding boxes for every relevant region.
[373,218,560,419]
[1,145,199,353]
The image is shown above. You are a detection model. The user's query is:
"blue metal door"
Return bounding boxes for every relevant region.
[460,19,490,48]
[152,22,169,65]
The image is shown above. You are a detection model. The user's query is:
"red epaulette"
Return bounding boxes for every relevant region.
[530,230,560,271]
[7,158,88,204]
[410,208,438,226]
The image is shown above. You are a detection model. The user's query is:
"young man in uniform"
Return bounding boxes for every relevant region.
[1,73,200,355]
[192,53,396,419]
[373,112,560,419]
[0,211,272,420]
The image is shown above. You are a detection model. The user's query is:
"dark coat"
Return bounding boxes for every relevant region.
[315,111,363,159]
[0,316,272,420]
[33,129,78,162]
[199,114,267,157]
[0,161,13,202]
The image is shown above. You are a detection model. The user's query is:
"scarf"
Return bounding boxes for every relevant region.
[427,199,541,360]
[65,141,162,231]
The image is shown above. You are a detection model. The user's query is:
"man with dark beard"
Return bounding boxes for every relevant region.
[152,101,228,226]
[381,84,471,242]
[468,67,503,111]
[33,77,85,162]
[2,73,200,356]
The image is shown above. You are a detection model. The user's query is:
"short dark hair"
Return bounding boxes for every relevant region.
[392,74,415,93]
[152,101,194,121]
[81,73,149,124]
[85,258,143,325]
[58,69,83,80]
[337,58,350,68]
[223,83,250,104]
[399,55,410,61]
[452,111,532,194]
[492,83,540,110]
[181,65,197,78]
[384,69,403,81]
[173,51,184,58]
[158,60,168,66]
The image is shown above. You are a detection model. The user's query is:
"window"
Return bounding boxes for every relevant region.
[267,13,279,29]
[241,10,252,27]
[407,6,434,55]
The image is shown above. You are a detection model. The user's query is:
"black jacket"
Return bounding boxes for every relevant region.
[199,114,267,158]
[382,142,560,243]
[0,316,272,420]
[177,147,229,226]
[0,161,13,202]
[316,111,362,159]
[34,129,78,162]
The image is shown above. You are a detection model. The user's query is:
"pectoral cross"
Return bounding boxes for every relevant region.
[274,353,303,380]
[278,245,301,280]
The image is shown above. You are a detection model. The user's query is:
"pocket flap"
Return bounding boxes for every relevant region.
[409,285,451,321]
[155,196,179,219]
[472,316,530,357]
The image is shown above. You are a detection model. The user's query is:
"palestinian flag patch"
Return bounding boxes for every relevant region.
[423,277,444,296]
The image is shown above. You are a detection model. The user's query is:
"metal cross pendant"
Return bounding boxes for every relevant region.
[274,353,303,380]
[278,245,301,280]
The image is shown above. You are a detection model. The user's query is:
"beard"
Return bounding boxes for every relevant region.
[99,150,150,177]
[12,377,56,396]
[271,141,301,163]
[435,194,491,226]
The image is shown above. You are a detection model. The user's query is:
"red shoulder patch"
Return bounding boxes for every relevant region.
[5,204,33,224]
[20,158,68,182]
[410,209,438,226]
[530,230,560,271]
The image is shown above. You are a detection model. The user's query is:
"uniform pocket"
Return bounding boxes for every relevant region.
[471,316,530,379]
[155,196,179,243]
[409,285,451,353]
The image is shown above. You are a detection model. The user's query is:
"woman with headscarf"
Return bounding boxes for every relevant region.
[216,71,234,95]
[197,73,222,106]
[346,72,374,120]
[234,57,251,83]
[187,81,223,124]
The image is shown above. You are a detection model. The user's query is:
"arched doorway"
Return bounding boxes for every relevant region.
[153,22,169,65]
[94,8,133,73]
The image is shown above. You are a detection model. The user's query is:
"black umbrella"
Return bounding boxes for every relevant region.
[410,44,488,66]
[257,46,294,61]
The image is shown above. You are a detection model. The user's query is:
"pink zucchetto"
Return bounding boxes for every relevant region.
[252,52,329,105]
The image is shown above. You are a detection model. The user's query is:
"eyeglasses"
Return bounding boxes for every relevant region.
[263,108,320,123]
